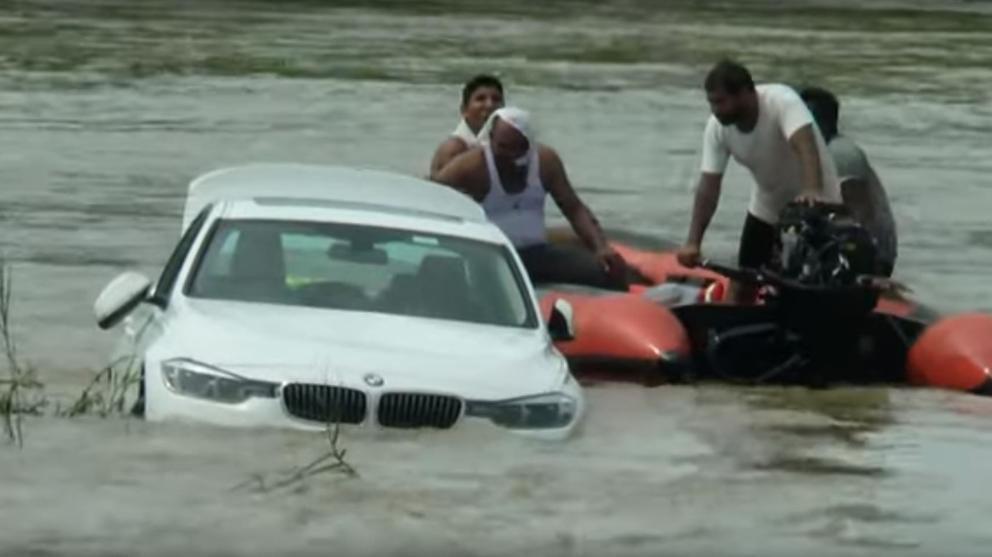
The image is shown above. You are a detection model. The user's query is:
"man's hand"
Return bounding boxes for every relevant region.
[676,244,702,268]
[595,246,628,283]
[792,191,823,205]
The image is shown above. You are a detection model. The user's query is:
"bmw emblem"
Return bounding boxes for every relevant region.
[363,373,384,387]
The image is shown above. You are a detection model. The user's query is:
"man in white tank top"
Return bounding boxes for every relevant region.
[433,106,631,290]
[428,74,505,180]
[677,59,843,303]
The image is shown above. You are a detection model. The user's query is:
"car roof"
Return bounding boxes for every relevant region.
[214,197,511,245]
[181,163,487,233]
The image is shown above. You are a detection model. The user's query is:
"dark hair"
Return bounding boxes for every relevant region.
[799,86,840,139]
[704,59,755,95]
[461,74,504,108]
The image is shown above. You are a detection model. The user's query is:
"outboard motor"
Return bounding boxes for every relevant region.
[767,201,882,370]
[702,200,886,385]
[777,201,879,289]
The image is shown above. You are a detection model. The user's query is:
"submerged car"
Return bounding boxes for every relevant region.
[93,163,584,439]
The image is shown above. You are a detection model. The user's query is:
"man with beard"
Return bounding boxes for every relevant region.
[676,59,843,303]
[432,106,630,290]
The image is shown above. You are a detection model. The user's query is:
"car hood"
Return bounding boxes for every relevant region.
[150,298,565,398]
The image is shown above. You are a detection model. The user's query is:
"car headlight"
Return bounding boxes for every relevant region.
[465,392,577,429]
[161,358,278,404]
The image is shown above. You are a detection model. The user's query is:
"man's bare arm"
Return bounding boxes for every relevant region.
[686,172,723,248]
[540,146,610,253]
[788,123,825,198]
[432,148,487,202]
[429,138,469,180]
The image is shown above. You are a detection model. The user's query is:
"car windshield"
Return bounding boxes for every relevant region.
[186,218,536,328]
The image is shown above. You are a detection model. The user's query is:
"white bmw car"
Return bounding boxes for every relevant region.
[94,163,584,439]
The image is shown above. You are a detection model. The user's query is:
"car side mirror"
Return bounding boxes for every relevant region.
[547,298,576,342]
[94,271,153,330]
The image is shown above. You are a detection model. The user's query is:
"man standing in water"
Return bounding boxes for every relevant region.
[676,59,843,303]
[800,86,898,277]
[429,74,506,180]
[433,106,630,290]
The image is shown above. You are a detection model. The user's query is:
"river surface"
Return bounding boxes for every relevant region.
[1,1,991,555]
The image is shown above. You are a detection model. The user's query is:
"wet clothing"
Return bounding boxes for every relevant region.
[517,243,623,290]
[828,134,897,277]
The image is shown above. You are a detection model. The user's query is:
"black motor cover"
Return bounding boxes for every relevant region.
[769,201,883,366]
[776,201,879,287]
[683,202,894,383]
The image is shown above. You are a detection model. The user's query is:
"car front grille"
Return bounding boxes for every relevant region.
[282,384,367,424]
[376,392,462,429]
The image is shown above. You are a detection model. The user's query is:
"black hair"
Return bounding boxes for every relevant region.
[704,59,755,95]
[461,74,504,108]
[799,86,840,139]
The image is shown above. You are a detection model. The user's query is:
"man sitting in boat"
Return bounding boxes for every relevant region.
[428,74,505,180]
[432,106,630,290]
[676,59,844,303]
[800,86,898,278]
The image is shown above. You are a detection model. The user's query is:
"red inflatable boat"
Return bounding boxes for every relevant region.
[537,229,992,396]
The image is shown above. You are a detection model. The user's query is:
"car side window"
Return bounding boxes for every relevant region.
[197,227,241,279]
[150,206,212,304]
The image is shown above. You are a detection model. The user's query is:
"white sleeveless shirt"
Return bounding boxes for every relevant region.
[480,144,547,248]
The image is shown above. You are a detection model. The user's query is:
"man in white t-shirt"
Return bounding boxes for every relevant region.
[676,60,843,303]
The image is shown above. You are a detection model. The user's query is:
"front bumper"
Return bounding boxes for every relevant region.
[144,364,584,441]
